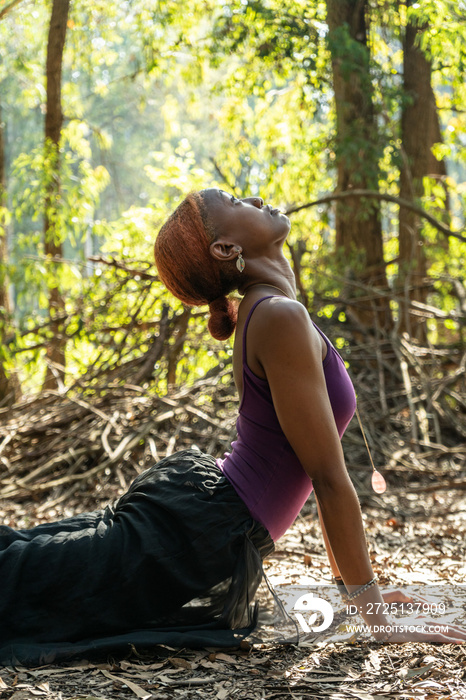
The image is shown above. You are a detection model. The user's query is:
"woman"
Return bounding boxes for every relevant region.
[0,190,463,666]
[155,189,465,644]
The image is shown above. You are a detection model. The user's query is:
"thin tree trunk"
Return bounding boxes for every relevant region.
[397,5,447,342]
[0,108,8,314]
[326,0,391,330]
[427,80,450,246]
[0,102,19,406]
[42,0,70,391]
[0,101,11,402]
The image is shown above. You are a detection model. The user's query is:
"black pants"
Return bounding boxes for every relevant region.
[0,448,274,666]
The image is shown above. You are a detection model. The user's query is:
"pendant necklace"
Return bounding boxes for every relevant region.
[355,405,387,494]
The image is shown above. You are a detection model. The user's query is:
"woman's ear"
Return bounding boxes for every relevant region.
[209,241,241,262]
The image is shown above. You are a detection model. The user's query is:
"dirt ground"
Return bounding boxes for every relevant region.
[0,478,465,700]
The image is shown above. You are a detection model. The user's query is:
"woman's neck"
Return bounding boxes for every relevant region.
[241,282,295,300]
[237,255,297,300]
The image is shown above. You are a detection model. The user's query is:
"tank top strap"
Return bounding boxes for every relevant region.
[242,296,276,361]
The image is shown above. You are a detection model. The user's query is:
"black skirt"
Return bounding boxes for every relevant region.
[0,448,274,666]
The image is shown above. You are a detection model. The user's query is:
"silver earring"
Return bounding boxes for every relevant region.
[236,249,245,273]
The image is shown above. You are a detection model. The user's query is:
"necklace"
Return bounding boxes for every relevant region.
[242,282,293,299]
[355,406,387,494]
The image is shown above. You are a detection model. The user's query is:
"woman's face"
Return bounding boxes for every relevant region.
[202,189,291,254]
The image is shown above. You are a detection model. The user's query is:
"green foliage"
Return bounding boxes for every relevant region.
[1,0,465,397]
[10,124,109,324]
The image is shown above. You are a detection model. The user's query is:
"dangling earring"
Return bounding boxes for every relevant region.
[235,248,245,273]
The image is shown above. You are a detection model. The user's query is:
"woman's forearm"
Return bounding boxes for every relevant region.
[314,474,372,586]
[315,496,340,579]
[313,474,391,634]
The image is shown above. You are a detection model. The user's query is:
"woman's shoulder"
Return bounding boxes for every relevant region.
[244,295,317,353]
[248,295,311,330]
[246,295,325,365]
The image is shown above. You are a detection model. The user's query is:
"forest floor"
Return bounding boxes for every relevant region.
[0,479,465,700]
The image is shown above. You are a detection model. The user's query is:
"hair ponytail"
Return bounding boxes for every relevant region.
[208,296,238,341]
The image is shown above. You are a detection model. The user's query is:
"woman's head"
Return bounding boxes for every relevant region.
[154,190,239,340]
[154,188,290,340]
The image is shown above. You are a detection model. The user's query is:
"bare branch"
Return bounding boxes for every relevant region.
[0,0,24,20]
[286,189,466,243]
[88,255,158,280]
[209,158,237,192]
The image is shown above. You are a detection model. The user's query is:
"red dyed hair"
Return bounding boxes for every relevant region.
[154,192,238,341]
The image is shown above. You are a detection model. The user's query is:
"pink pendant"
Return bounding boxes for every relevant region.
[371,470,387,494]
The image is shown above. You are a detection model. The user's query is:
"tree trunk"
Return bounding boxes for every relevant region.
[397,5,447,342]
[0,102,11,403]
[42,0,70,391]
[0,103,20,406]
[326,0,391,331]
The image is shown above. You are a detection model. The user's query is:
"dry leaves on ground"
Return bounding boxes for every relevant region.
[1,486,465,700]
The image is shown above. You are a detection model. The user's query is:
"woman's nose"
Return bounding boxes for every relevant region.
[244,197,263,208]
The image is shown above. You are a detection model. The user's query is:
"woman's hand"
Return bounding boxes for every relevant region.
[375,589,466,643]
[381,589,415,605]
[349,585,466,644]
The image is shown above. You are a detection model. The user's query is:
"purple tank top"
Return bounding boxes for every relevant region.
[217,296,356,541]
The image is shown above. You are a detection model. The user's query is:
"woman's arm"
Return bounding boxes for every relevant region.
[251,299,465,643]
[251,300,374,586]
[316,496,341,579]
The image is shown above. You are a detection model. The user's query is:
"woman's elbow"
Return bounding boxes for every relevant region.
[311,469,356,500]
